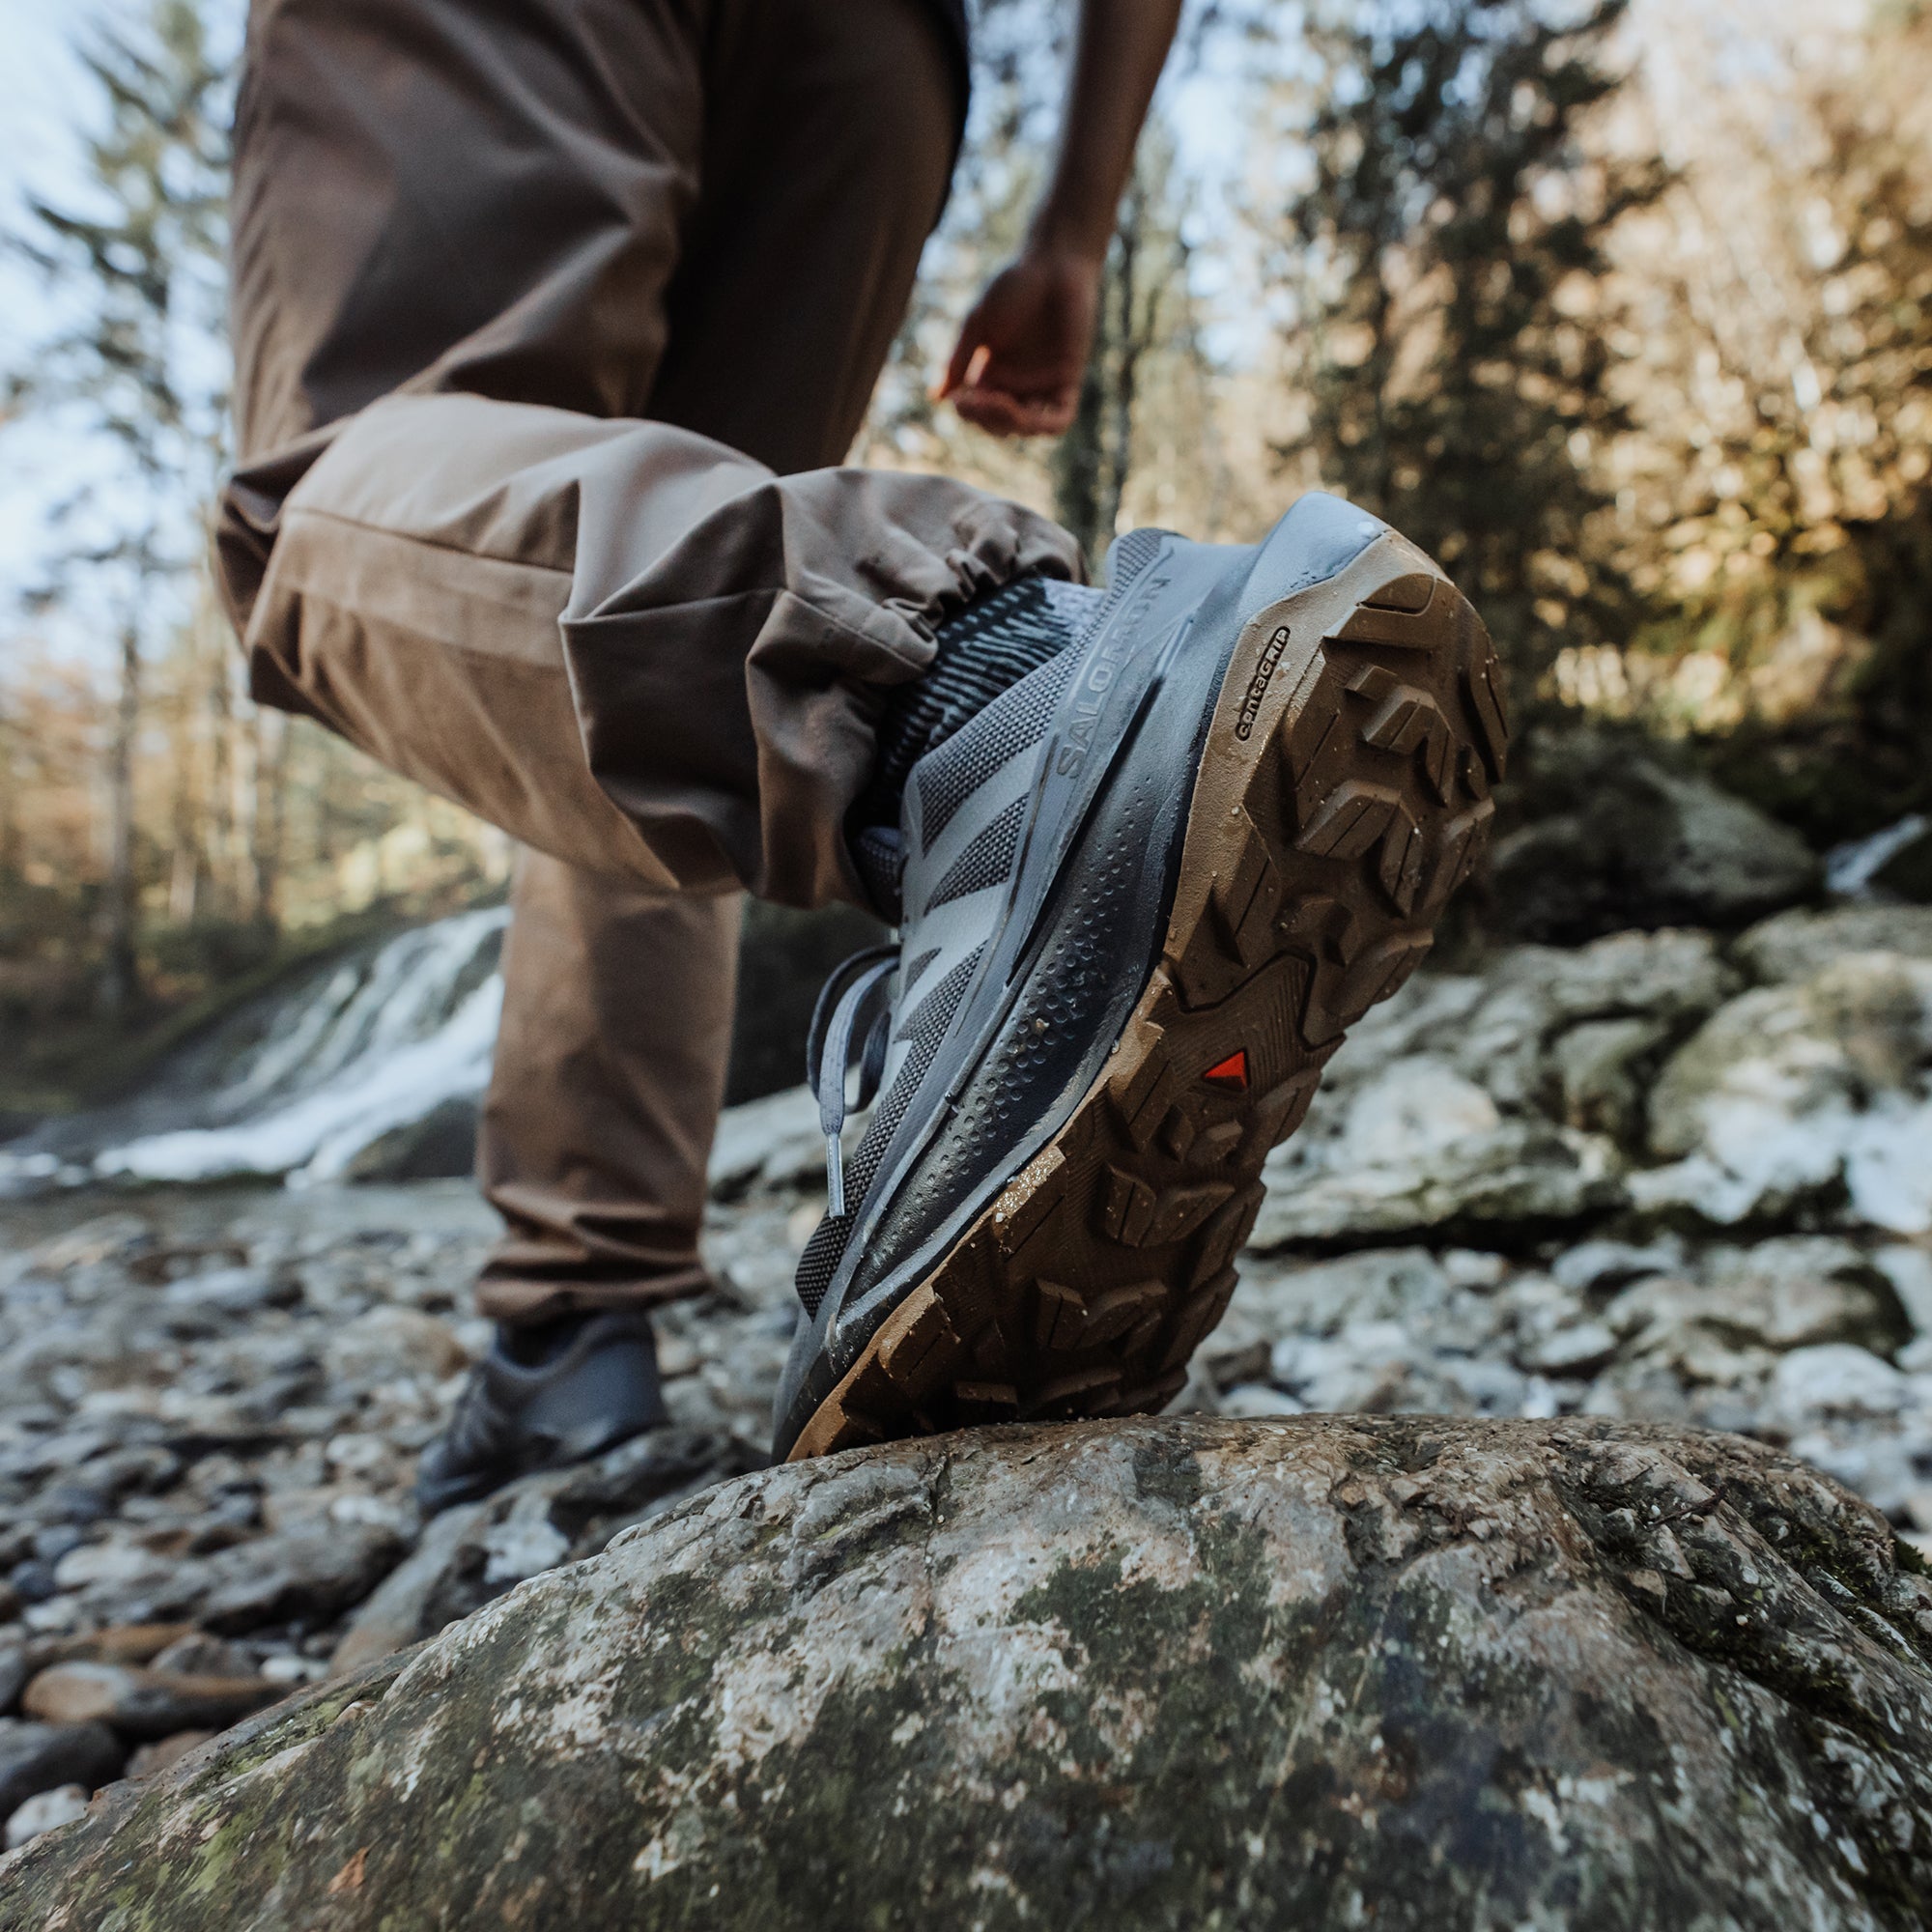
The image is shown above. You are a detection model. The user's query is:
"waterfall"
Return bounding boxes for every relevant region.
[0,907,509,1193]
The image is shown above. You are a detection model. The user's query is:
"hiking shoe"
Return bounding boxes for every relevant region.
[773,492,1507,1463]
[415,1311,667,1513]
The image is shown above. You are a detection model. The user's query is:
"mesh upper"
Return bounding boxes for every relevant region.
[917,648,1075,848]
[860,577,1093,836]
[927,795,1030,911]
[793,575,1106,1320]
[794,948,982,1316]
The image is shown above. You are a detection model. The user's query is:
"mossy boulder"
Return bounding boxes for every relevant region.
[8,1417,1932,1931]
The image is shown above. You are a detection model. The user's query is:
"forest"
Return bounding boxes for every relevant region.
[3,0,1929,1115]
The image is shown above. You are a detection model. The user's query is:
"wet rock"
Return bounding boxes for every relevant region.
[1549,1236,1683,1293]
[1492,735,1821,941]
[145,1633,255,1677]
[10,1419,1932,1931]
[4,1782,87,1852]
[327,1500,489,1678]
[1637,950,1932,1233]
[50,1541,175,1600]
[0,1718,121,1819]
[342,1096,481,1183]
[1548,1012,1671,1139]
[1875,1244,1932,1335]
[1771,1344,1911,1423]
[1323,928,1736,1115]
[21,1662,279,1741]
[160,1265,293,1317]
[1604,1264,1906,1364]
[29,1624,197,1670]
[1733,902,1932,983]
[1254,1059,1624,1245]
[164,1522,407,1635]
[1235,1246,1464,1337]
[6,1563,56,1607]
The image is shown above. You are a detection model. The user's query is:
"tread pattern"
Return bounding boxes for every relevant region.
[791,552,1507,1461]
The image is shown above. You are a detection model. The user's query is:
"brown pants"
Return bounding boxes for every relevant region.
[220,0,1081,1321]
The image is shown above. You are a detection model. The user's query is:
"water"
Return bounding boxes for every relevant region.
[0,907,508,1194]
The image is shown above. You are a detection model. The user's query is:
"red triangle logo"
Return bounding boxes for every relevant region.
[1202,1050,1249,1093]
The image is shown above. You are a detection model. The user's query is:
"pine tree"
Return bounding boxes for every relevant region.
[1271,0,1664,703]
[4,0,230,1015]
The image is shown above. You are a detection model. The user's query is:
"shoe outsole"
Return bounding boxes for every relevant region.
[787,532,1507,1461]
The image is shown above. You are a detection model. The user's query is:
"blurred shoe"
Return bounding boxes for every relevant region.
[415,1310,666,1513]
[775,493,1506,1460]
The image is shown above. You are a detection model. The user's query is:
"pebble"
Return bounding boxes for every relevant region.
[4,1780,88,1850]
[21,1662,280,1740]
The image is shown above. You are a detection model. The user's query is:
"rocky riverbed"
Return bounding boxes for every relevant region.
[2,901,1929,1862]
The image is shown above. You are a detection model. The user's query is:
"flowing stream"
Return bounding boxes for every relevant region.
[0,907,508,1194]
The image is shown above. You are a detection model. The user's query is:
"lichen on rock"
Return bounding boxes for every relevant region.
[8,1417,1931,1932]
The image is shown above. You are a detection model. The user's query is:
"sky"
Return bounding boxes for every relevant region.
[0,0,118,616]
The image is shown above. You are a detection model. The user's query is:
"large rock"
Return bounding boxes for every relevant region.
[1635,949,1932,1233]
[1492,735,1820,941]
[10,1418,1932,1931]
[1253,1058,1625,1245]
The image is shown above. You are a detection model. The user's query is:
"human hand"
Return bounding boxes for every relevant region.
[935,245,1102,438]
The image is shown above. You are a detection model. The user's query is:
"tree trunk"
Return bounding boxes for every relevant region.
[1052,177,1152,578]
[1095,181,1144,554]
[1052,350,1110,570]
[249,706,288,930]
[97,621,142,1019]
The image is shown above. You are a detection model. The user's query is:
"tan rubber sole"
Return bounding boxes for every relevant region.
[789,532,1508,1461]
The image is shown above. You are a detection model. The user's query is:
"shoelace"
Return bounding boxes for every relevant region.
[806,943,900,1217]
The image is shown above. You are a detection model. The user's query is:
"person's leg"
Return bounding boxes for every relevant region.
[219,0,1068,907]
[473,857,736,1323]
[228,0,1074,1383]
[223,399,1077,901]
[473,0,968,1331]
